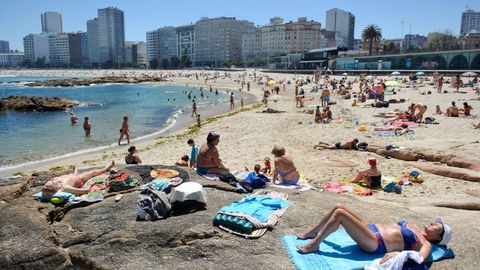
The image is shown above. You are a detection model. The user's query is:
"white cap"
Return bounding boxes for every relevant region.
[435,217,452,246]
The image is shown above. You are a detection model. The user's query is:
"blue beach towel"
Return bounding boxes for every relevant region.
[220,195,289,223]
[281,228,454,270]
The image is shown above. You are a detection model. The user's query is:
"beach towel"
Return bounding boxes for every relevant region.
[281,229,455,270]
[71,174,109,204]
[375,130,415,137]
[324,182,374,196]
[272,174,314,191]
[33,174,109,204]
[390,121,419,127]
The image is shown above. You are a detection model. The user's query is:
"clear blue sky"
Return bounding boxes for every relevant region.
[1,0,478,51]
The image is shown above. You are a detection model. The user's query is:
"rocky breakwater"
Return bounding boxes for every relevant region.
[0,96,79,112]
[24,76,166,87]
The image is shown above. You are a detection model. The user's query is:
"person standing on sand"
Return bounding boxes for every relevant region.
[83,116,91,136]
[118,116,130,145]
[241,98,244,109]
[230,93,234,109]
[192,100,197,117]
[437,75,444,93]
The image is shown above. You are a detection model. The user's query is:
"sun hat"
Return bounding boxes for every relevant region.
[435,217,452,246]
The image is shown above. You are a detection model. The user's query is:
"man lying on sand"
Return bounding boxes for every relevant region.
[296,204,452,259]
[314,138,359,150]
[42,161,115,196]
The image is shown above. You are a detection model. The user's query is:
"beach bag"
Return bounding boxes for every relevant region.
[137,188,171,221]
[244,172,270,189]
[107,172,139,192]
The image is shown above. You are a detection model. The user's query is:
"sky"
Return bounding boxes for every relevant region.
[0,0,479,51]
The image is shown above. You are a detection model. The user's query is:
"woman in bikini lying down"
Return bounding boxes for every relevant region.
[296,204,452,265]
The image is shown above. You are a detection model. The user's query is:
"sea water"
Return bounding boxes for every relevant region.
[0,76,228,168]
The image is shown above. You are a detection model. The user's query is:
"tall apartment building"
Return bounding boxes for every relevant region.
[87,7,125,66]
[23,34,35,62]
[0,53,24,67]
[176,25,195,62]
[325,8,355,49]
[86,18,99,64]
[23,32,85,66]
[461,8,480,36]
[125,41,136,64]
[242,17,322,63]
[125,41,147,67]
[0,40,10,53]
[133,42,147,66]
[41,11,63,33]
[194,17,254,66]
[147,26,192,65]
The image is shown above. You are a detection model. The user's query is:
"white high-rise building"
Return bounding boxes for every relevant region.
[242,17,322,63]
[461,8,480,35]
[41,12,63,33]
[325,8,355,49]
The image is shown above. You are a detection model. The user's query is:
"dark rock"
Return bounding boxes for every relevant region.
[0,166,468,269]
[0,96,78,112]
[24,76,167,88]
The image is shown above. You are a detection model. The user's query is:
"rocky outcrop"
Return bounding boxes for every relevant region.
[24,76,166,87]
[0,166,467,269]
[0,96,78,112]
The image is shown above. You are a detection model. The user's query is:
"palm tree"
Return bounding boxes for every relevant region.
[362,25,382,56]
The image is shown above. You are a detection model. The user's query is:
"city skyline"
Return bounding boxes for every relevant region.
[1,0,479,51]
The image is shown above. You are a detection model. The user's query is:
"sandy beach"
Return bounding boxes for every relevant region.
[1,68,480,268]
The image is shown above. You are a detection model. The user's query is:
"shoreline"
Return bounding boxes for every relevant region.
[0,75,258,177]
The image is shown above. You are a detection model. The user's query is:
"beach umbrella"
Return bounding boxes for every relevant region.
[267,79,276,85]
[391,71,401,76]
[461,72,477,77]
[365,75,374,80]
[342,72,348,76]
[385,81,403,87]
[416,72,425,76]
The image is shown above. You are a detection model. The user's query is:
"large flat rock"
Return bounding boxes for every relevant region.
[0,167,477,269]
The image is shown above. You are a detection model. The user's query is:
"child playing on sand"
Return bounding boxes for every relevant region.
[175,155,189,167]
[435,105,443,115]
[244,164,270,189]
[187,139,199,168]
[260,156,272,174]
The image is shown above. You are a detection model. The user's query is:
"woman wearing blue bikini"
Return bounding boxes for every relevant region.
[271,145,300,185]
[296,204,452,263]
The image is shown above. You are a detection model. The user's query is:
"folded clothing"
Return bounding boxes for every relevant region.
[220,195,288,223]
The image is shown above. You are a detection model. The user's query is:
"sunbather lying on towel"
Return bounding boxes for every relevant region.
[351,158,382,188]
[42,161,115,196]
[296,204,452,264]
[314,138,359,150]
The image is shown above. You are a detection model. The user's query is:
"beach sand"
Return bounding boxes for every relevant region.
[1,68,480,268]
